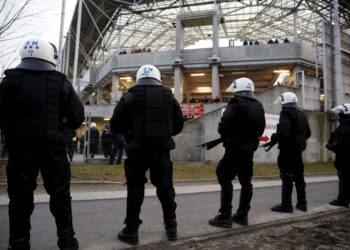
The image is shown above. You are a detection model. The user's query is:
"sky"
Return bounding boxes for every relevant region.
[0,0,78,73]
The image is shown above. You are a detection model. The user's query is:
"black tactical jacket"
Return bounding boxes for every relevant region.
[219,95,265,150]
[110,80,184,152]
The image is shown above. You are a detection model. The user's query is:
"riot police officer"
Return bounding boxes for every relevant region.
[263,92,311,213]
[209,77,265,228]
[101,123,112,158]
[0,38,84,250]
[110,64,184,245]
[85,122,100,158]
[326,103,350,207]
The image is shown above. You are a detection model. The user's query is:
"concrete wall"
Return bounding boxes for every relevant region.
[341,31,350,103]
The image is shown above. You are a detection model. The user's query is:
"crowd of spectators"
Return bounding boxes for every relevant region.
[229,37,290,47]
[266,38,290,44]
[186,96,225,104]
[119,48,152,55]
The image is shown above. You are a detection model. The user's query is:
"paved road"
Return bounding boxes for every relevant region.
[0,180,340,250]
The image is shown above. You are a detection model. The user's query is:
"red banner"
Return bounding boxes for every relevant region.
[180,103,205,117]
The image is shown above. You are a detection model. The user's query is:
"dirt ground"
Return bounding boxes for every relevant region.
[137,210,350,250]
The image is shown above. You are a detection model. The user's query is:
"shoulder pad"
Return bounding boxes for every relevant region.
[50,70,67,80]
[4,68,24,77]
[123,91,134,105]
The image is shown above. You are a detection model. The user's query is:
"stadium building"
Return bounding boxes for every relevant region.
[60,0,350,163]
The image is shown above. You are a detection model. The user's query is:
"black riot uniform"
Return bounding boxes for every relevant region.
[209,93,265,227]
[271,106,311,212]
[0,67,84,249]
[110,77,184,244]
[326,114,350,207]
[109,133,124,164]
[85,125,100,158]
[65,129,77,162]
[101,124,112,158]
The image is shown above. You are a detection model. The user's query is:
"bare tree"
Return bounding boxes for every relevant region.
[0,0,32,38]
[0,0,32,77]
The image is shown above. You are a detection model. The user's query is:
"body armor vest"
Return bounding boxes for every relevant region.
[2,69,65,141]
[280,108,309,151]
[223,97,265,149]
[129,85,174,139]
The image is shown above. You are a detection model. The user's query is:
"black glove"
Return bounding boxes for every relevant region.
[261,133,278,152]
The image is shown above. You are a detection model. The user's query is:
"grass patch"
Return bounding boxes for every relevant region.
[0,161,336,183]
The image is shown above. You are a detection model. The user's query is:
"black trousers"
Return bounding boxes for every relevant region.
[123,147,176,228]
[6,142,75,244]
[102,142,112,158]
[334,158,350,202]
[109,143,123,164]
[277,149,306,205]
[216,147,254,215]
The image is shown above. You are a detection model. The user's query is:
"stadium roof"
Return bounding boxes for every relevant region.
[65,0,350,78]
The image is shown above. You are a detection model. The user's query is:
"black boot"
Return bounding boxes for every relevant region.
[117,226,139,245]
[232,211,248,225]
[296,203,307,212]
[332,175,349,207]
[271,203,293,213]
[272,178,293,213]
[165,219,177,241]
[208,210,232,228]
[295,175,307,212]
[8,238,30,250]
[233,183,252,225]
[57,230,79,250]
[329,198,349,207]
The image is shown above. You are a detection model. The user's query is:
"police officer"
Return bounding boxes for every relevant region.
[109,133,124,165]
[326,103,350,207]
[110,64,184,245]
[85,122,99,158]
[263,92,311,213]
[0,38,84,250]
[65,130,77,162]
[209,77,265,228]
[101,123,112,158]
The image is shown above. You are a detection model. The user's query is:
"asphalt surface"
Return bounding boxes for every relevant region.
[0,180,340,250]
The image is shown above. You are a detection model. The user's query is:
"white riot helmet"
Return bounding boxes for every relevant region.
[136,64,161,82]
[274,92,298,107]
[227,77,255,93]
[90,122,97,128]
[227,77,255,98]
[331,104,350,120]
[17,38,58,71]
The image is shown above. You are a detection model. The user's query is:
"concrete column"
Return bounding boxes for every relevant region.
[96,87,103,105]
[175,18,184,56]
[212,13,219,57]
[294,65,305,108]
[332,0,343,105]
[58,0,66,72]
[211,12,220,99]
[111,73,123,104]
[174,66,184,103]
[65,31,71,76]
[73,0,82,96]
[211,64,220,99]
[174,16,184,103]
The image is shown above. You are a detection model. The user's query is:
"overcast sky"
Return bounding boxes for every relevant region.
[0,0,78,72]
